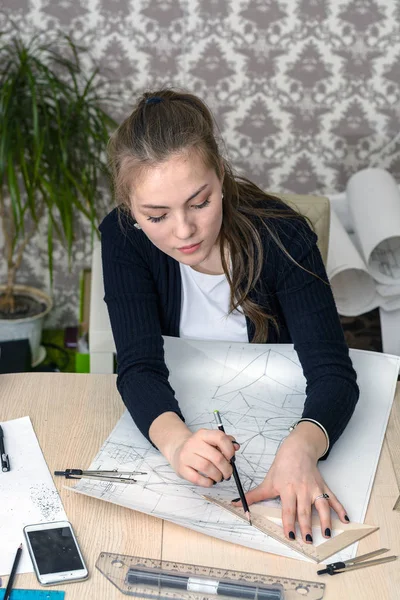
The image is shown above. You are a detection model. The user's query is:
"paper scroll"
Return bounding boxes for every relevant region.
[328,169,400,316]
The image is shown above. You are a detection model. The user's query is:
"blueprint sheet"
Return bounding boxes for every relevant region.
[72,340,400,563]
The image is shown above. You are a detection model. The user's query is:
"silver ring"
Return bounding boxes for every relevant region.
[313,493,329,504]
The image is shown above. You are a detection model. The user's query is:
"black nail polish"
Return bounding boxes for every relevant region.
[306,534,313,543]
[289,531,295,540]
[345,515,350,522]
[232,497,240,502]
[325,528,331,537]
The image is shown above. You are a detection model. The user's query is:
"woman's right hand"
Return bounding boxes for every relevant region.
[149,411,240,486]
[169,428,240,486]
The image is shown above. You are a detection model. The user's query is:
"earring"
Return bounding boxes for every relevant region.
[134,222,142,230]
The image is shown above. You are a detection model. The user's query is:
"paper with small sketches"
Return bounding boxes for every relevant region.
[328,168,400,315]
[0,417,67,575]
[71,339,400,563]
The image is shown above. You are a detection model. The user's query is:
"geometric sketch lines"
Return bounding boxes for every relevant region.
[74,346,310,544]
[72,341,400,565]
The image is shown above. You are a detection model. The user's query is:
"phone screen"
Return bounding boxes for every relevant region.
[26,526,85,575]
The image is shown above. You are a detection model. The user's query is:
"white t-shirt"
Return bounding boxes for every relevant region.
[179,263,249,342]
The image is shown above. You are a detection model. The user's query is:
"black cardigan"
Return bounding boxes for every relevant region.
[99,206,359,458]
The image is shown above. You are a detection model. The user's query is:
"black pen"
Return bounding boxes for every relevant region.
[4,543,22,600]
[213,410,252,525]
[0,425,10,472]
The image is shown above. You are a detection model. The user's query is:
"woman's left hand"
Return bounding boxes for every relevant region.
[232,422,349,543]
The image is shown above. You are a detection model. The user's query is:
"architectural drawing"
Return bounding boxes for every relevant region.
[73,339,400,563]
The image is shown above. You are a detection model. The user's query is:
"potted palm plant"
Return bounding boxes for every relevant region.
[0,31,116,365]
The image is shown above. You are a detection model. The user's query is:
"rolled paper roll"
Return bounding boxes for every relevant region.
[347,168,400,285]
[327,209,379,316]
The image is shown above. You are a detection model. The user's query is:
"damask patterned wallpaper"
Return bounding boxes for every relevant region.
[1,0,400,328]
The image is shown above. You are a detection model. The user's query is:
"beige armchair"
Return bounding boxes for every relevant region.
[278,193,330,264]
[89,194,331,373]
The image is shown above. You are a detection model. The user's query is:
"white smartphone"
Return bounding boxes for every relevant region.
[23,520,89,585]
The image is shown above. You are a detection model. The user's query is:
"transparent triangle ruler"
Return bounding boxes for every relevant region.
[203,496,379,563]
[96,552,326,600]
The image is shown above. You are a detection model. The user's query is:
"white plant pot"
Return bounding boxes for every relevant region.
[0,285,53,367]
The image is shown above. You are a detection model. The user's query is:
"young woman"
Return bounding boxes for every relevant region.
[100,88,359,545]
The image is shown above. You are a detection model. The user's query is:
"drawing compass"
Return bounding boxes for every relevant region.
[54,468,147,484]
[317,548,397,575]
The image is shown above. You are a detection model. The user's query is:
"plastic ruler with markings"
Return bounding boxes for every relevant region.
[0,590,64,599]
[96,552,326,600]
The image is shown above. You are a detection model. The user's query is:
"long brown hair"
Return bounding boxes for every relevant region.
[108,87,313,343]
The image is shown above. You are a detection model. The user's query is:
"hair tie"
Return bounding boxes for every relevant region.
[146,97,163,104]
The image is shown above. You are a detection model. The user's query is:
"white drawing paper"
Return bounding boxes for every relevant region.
[71,340,400,564]
[327,209,379,316]
[379,307,400,356]
[328,207,400,316]
[0,416,67,575]
[327,169,400,315]
[348,168,400,285]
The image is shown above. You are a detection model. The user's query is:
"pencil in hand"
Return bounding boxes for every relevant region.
[213,410,252,525]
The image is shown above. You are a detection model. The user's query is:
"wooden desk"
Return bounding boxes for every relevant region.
[1,373,399,599]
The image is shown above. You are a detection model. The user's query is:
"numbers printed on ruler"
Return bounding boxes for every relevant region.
[96,552,326,600]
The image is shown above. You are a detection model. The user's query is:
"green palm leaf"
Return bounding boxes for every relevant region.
[0,29,118,312]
